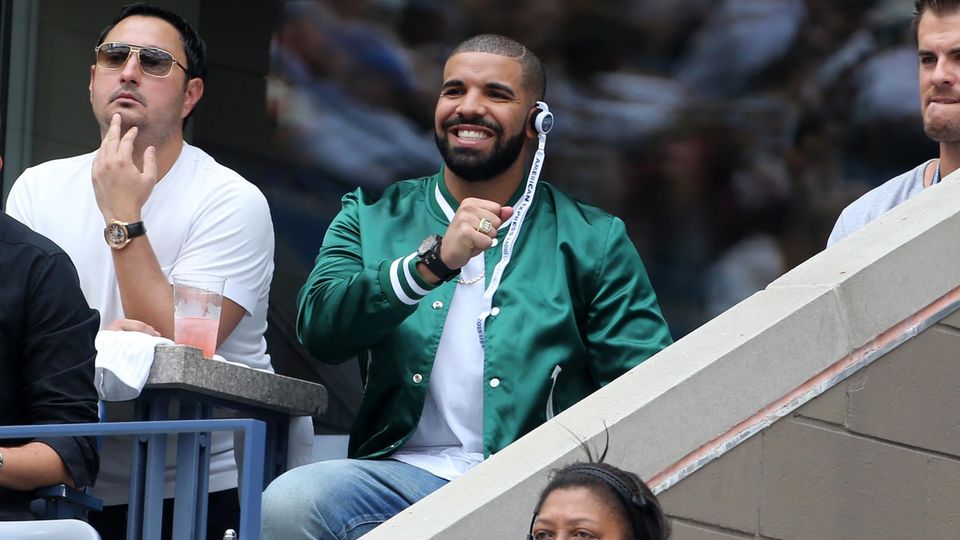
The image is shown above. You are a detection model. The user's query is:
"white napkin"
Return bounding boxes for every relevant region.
[94,330,173,401]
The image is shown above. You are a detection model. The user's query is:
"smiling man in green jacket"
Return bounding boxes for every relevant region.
[261,34,671,540]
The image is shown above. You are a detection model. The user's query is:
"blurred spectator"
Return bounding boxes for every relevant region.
[269,1,438,188]
[675,0,806,97]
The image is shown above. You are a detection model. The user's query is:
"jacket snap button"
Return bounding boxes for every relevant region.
[432,301,443,310]
[490,306,501,317]
[489,378,500,388]
[412,373,423,383]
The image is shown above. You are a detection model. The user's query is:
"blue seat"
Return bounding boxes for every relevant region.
[30,483,103,520]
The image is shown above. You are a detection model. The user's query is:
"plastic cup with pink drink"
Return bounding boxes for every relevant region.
[172,274,225,359]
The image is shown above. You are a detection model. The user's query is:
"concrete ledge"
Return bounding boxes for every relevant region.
[770,176,960,349]
[149,345,327,417]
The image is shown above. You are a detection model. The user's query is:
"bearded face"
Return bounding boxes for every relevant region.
[918,10,960,143]
[434,52,533,183]
[435,116,527,182]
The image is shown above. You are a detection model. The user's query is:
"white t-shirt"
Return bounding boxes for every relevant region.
[6,142,275,504]
[389,183,513,481]
[391,254,485,480]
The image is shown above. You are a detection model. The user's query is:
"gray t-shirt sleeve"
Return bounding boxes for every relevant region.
[826,161,930,247]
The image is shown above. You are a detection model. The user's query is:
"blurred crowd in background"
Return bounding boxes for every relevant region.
[262,0,934,337]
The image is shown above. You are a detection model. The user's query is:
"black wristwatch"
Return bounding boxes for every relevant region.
[417,234,459,282]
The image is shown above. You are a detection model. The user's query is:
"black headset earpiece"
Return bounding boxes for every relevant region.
[530,100,554,135]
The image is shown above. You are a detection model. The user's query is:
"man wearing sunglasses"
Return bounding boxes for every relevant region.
[5,3,274,538]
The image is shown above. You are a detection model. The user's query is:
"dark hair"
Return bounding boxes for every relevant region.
[449,34,546,101]
[531,461,670,540]
[912,0,960,41]
[96,2,207,81]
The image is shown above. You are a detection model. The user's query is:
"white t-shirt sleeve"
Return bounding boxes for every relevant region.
[5,169,36,227]
[169,178,274,316]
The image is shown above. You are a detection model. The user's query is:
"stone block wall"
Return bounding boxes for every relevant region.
[661,311,960,540]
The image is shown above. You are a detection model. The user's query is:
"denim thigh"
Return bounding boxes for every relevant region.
[260,458,448,540]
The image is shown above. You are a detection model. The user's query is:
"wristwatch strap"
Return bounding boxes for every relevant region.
[126,221,146,238]
[420,236,459,282]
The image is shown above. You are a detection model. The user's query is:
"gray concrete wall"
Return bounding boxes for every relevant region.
[662,311,960,539]
[361,167,960,538]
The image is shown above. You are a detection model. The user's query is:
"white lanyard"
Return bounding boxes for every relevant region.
[475,133,547,346]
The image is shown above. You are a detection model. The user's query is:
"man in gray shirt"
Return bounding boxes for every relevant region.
[829,0,960,246]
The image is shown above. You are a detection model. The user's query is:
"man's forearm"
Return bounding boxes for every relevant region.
[0,442,74,490]
[112,234,175,338]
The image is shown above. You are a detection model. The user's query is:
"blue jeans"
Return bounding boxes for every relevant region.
[260,459,448,540]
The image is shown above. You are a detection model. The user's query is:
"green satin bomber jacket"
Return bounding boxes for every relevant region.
[297,169,672,460]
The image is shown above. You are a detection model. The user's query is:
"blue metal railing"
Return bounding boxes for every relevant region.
[0,418,266,540]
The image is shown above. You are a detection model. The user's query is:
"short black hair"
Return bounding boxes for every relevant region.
[533,461,670,540]
[912,0,960,42]
[449,34,546,101]
[96,2,207,81]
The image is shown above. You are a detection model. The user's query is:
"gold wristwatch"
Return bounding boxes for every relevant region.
[104,219,146,250]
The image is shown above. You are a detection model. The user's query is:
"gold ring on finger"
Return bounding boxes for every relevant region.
[476,217,493,234]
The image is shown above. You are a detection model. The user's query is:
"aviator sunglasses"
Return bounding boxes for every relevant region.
[94,42,187,77]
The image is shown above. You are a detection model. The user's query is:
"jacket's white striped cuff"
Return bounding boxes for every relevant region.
[380,252,439,307]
